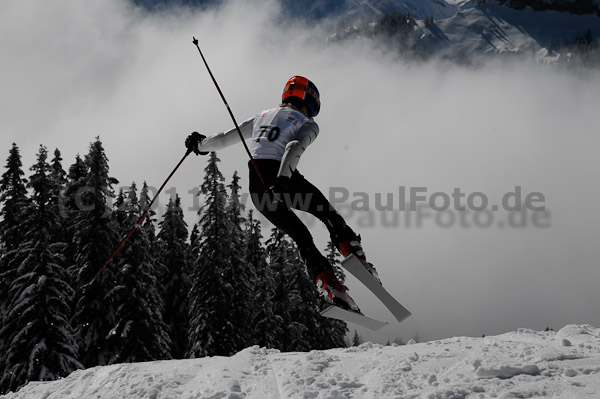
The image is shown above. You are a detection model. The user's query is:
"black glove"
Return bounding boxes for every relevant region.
[268,175,291,205]
[185,132,208,155]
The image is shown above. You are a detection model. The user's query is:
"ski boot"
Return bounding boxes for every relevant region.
[316,269,361,313]
[338,235,381,284]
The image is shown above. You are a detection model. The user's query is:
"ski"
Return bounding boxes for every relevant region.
[341,255,412,324]
[321,305,388,331]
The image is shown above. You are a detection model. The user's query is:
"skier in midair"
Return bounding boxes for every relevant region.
[185,75,379,312]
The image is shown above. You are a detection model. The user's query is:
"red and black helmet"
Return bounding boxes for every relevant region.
[282,75,320,117]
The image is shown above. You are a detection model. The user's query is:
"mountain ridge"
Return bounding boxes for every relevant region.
[133,0,599,64]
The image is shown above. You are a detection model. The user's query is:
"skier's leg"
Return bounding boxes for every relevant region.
[255,200,329,279]
[287,170,359,248]
[287,170,380,283]
[250,190,359,310]
[248,161,362,311]
[248,161,330,281]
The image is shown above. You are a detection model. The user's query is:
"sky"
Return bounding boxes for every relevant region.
[1,0,599,343]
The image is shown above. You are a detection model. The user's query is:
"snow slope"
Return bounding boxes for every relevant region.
[3,324,600,398]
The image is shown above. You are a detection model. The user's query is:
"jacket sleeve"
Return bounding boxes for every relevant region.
[197,117,254,152]
[277,120,319,178]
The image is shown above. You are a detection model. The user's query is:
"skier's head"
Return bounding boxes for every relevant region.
[282,75,320,117]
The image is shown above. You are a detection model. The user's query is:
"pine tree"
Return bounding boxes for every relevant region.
[0,145,81,393]
[70,137,120,367]
[0,144,31,358]
[188,224,200,269]
[139,182,160,257]
[49,149,67,208]
[187,153,249,357]
[245,211,283,349]
[62,154,88,217]
[0,144,30,252]
[224,172,256,348]
[104,182,172,364]
[25,146,63,240]
[285,247,330,351]
[57,154,88,289]
[48,148,67,243]
[352,330,362,346]
[267,232,348,351]
[157,195,191,359]
[139,182,167,289]
[112,187,128,231]
[50,148,67,186]
[266,228,327,352]
[265,227,294,349]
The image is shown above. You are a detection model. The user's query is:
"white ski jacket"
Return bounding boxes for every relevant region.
[197,104,319,178]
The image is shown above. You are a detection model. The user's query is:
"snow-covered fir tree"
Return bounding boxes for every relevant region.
[49,149,67,210]
[244,210,283,349]
[188,223,200,268]
[48,148,68,244]
[61,154,89,288]
[265,227,305,352]
[266,230,348,351]
[223,172,257,348]
[0,144,31,358]
[104,182,172,364]
[139,182,162,271]
[112,187,128,230]
[50,148,67,187]
[62,154,87,217]
[157,195,191,359]
[187,153,251,357]
[265,228,318,352]
[138,182,156,235]
[0,144,30,253]
[70,137,120,368]
[139,182,170,314]
[0,145,81,394]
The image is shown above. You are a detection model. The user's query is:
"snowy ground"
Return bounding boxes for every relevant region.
[3,325,600,399]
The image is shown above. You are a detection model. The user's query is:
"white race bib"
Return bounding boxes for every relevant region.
[249,107,310,161]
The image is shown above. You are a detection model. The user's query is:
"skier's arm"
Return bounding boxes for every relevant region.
[197,117,254,152]
[277,120,319,178]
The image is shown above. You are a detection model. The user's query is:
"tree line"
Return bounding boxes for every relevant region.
[0,138,347,394]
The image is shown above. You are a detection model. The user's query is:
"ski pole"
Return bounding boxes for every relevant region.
[192,37,266,186]
[88,148,193,285]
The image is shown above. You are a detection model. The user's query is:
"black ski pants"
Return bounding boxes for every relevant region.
[248,159,356,281]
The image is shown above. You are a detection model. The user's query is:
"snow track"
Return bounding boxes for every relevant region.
[3,325,600,399]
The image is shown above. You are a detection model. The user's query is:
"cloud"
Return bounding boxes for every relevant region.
[1,0,599,342]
